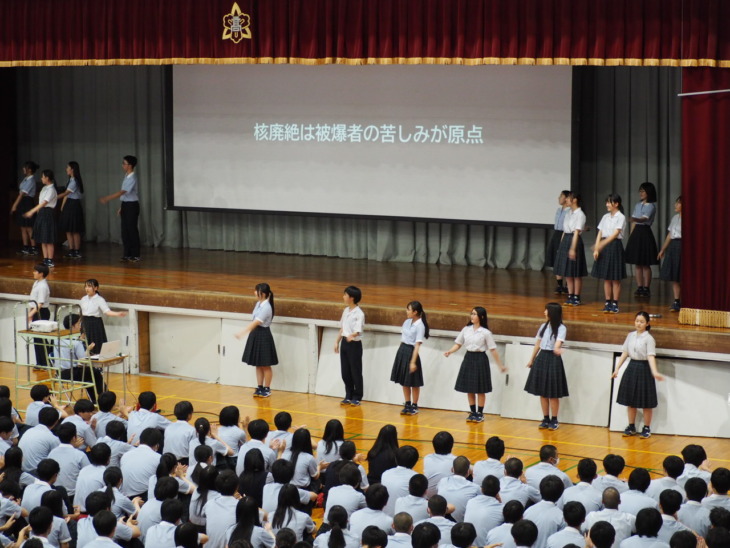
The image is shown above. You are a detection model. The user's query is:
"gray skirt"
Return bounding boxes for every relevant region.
[659,239,681,282]
[390,343,424,387]
[554,233,588,278]
[454,351,493,394]
[616,360,658,409]
[591,239,627,281]
[524,349,569,398]
[242,326,279,367]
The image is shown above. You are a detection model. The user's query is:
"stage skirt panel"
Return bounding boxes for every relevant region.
[524,350,569,398]
[625,224,659,266]
[390,342,424,387]
[454,351,493,394]
[242,326,279,366]
[553,233,588,278]
[616,359,658,408]
[591,239,627,280]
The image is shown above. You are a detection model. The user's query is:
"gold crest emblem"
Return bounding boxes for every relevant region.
[223,2,252,43]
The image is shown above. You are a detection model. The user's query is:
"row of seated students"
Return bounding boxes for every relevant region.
[0,385,728,548]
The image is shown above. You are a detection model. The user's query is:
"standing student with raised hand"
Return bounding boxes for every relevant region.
[79,279,128,353]
[546,190,572,295]
[524,303,568,431]
[592,194,627,314]
[23,169,58,268]
[553,192,587,306]
[613,311,664,439]
[625,182,659,299]
[444,306,507,423]
[335,286,365,407]
[658,196,682,312]
[57,161,85,259]
[390,301,429,416]
[235,282,278,398]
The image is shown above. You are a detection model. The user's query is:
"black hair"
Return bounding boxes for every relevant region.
[431,431,454,455]
[511,519,538,547]
[29,506,54,536]
[635,310,652,331]
[504,457,524,479]
[393,512,413,534]
[639,181,657,203]
[322,419,344,455]
[193,465,219,516]
[411,522,440,548]
[326,505,348,548]
[338,461,361,488]
[41,169,55,184]
[23,540,43,548]
[272,411,292,431]
[239,448,267,507]
[174,401,194,421]
[663,456,685,479]
[74,398,95,415]
[539,444,558,462]
[220,405,242,427]
[503,500,524,523]
[569,192,583,208]
[407,301,430,339]
[255,282,275,318]
[367,424,399,463]
[85,491,112,516]
[194,417,211,447]
[123,155,138,168]
[89,443,111,466]
[427,494,447,516]
[138,391,156,410]
[539,475,565,502]
[271,459,295,484]
[601,487,621,510]
[338,440,357,461]
[660,489,683,515]
[191,445,214,484]
[276,528,297,548]
[30,384,50,401]
[154,476,179,501]
[453,456,470,477]
[0,480,20,501]
[161,498,184,524]
[605,193,624,214]
[0,447,24,484]
[216,469,239,497]
[628,468,651,493]
[175,522,201,548]
[139,427,163,449]
[363,525,389,548]
[103,466,123,504]
[0,386,10,398]
[289,428,314,470]
[36,458,60,482]
[395,445,419,468]
[247,419,269,441]
[681,444,708,467]
[344,286,362,304]
[563,500,586,528]
[539,303,564,340]
[408,473,428,497]
[684,477,708,502]
[669,530,697,548]
[577,458,598,483]
[450,522,476,548]
[62,314,80,331]
[481,475,500,498]
[93,510,117,537]
[106,420,127,442]
[468,306,489,329]
[0,417,14,435]
[40,489,65,518]
[38,406,59,427]
[712,468,730,494]
[272,484,300,530]
[84,279,101,296]
[589,521,617,548]
[485,436,505,460]
[365,483,389,511]
[67,161,85,194]
[33,263,50,277]
[603,454,626,476]
[156,453,179,480]
[56,422,77,444]
[635,507,662,537]
[97,392,117,413]
[709,507,730,529]
[24,161,40,173]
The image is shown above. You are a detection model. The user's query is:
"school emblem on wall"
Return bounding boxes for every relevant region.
[223,3,252,43]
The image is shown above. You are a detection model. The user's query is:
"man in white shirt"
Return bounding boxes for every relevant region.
[163,401,195,463]
[657,490,691,543]
[236,419,277,475]
[47,422,89,497]
[411,522,440,548]
[619,469,659,516]
[18,407,60,473]
[27,506,55,548]
[510,519,538,548]
[82,510,123,548]
[523,475,566,548]
[437,456,480,522]
[646,456,686,503]
[91,391,129,438]
[423,432,457,498]
[621,508,667,548]
[677,478,711,538]
[388,512,414,548]
[415,495,453,546]
[395,473,430,523]
[525,445,572,491]
[583,488,636,547]
[350,484,394,538]
[448,522,477,548]
[500,458,541,506]
[126,391,171,443]
[586,521,616,548]
[546,501,585,548]
[463,474,504,546]
[381,446,419,516]
[677,444,712,489]
[592,454,629,494]
[325,462,366,520]
[562,458,603,514]
[76,491,140,547]
[473,436,506,486]
[138,477,179,540]
[62,399,98,450]
[120,428,163,498]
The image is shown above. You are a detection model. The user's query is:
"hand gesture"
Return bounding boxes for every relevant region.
[409,363,417,373]
[443,351,451,358]
[611,369,619,379]
[0,515,15,531]
[334,341,340,354]
[499,364,508,373]
[658,250,665,260]
[71,435,85,449]
[568,249,576,259]
[653,373,665,381]
[526,360,533,368]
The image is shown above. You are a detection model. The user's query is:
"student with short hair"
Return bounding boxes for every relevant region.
[335,286,365,407]
[144,498,186,548]
[677,445,711,489]
[22,459,60,513]
[592,454,629,494]
[218,405,248,457]
[499,458,541,507]
[706,525,730,548]
[668,530,696,548]
[76,490,140,547]
[525,445,572,490]
[38,490,72,548]
[394,473,430,523]
[473,436,506,486]
[137,476,178,541]
[265,411,293,450]
[511,519,538,548]
[437,456,480,522]
[464,475,504,546]
[83,510,121,548]
[487,500,525,548]
[236,419,277,475]
[423,432,456,498]
[163,400,196,463]
[646,456,686,503]
[126,391,171,442]
[546,501,586,548]
[562,458,603,513]
[62,399,97,449]
[415,494,453,546]
[24,385,67,428]
[99,155,141,262]
[449,522,477,548]
[523,475,566,548]
[120,427,163,498]
[323,440,369,494]
[18,408,60,473]
[619,469,660,516]
[677,477,711,538]
[582,487,636,547]
[96,420,134,468]
[91,391,129,438]
[381,446,419,516]
[75,443,112,511]
[204,470,241,548]
[586,521,616,548]
[658,490,691,543]
[324,462,366,521]
[702,468,730,511]
[349,484,393,538]
[27,506,55,547]
[622,507,667,548]
[387,512,414,548]
[363,524,391,548]
[47,422,89,497]
[411,521,441,548]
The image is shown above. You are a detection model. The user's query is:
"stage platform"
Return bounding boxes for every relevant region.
[0,243,728,354]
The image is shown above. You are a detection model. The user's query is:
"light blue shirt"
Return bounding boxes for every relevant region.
[523,500,565,548]
[631,202,656,226]
[401,318,425,345]
[120,172,138,202]
[473,458,505,487]
[537,323,567,351]
[19,175,36,197]
[554,206,569,230]
[66,177,82,200]
[463,495,504,546]
[252,300,273,327]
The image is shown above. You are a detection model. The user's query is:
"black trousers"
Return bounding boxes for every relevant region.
[340,339,363,401]
[120,201,140,258]
[60,366,106,403]
[32,308,51,367]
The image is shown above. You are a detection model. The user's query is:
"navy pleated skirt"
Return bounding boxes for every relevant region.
[659,239,681,282]
[524,350,569,398]
[591,239,627,281]
[242,326,279,367]
[545,230,563,268]
[59,198,85,233]
[554,233,588,278]
[454,351,493,394]
[390,343,424,387]
[616,360,657,408]
[33,208,57,244]
[625,224,659,266]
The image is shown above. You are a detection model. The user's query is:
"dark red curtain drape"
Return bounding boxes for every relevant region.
[681,68,730,315]
[0,0,729,67]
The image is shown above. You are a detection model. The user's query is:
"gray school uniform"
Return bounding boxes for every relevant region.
[316,439,344,464]
[265,430,292,451]
[219,425,247,451]
[188,437,228,467]
[144,521,177,548]
[98,486,136,518]
[204,495,239,548]
[18,423,60,472]
[74,464,107,510]
[677,501,711,538]
[0,440,12,458]
[62,415,97,450]
[324,484,366,521]
[486,523,516,548]
[289,453,318,488]
[351,508,395,538]
[96,436,133,468]
[463,494,504,546]
[262,483,311,516]
[21,480,52,512]
[80,536,122,548]
[137,498,163,539]
[657,515,690,544]
[385,533,413,548]
[561,481,603,513]
[677,464,711,489]
[645,477,686,503]
[472,458,504,486]
[523,500,565,548]
[76,516,133,548]
[126,408,171,443]
[189,489,220,527]
[437,475,480,522]
[225,524,276,548]
[414,516,453,546]
[0,497,22,526]
[593,474,630,494]
[120,444,161,496]
[236,439,277,475]
[546,526,583,548]
[381,466,418,516]
[619,490,659,516]
[499,476,541,506]
[47,443,90,496]
[619,536,669,548]
[146,475,191,500]
[583,508,635,548]
[702,493,730,511]
[525,462,573,491]
[394,494,429,523]
[91,412,127,438]
[314,528,363,548]
[272,509,315,541]
[163,420,196,460]
[30,515,71,548]
[423,453,457,498]
[24,401,51,427]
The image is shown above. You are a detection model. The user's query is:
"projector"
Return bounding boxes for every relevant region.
[29,320,59,333]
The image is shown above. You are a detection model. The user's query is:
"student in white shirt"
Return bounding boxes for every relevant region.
[350,484,394,538]
[76,491,141,547]
[18,408,60,474]
[218,405,248,467]
[525,445,573,491]
[145,499,185,548]
[677,478,711,538]
[389,301,429,416]
[381,446,419,516]
[138,477,178,541]
[91,392,130,439]
[287,428,325,490]
[324,462,366,521]
[262,459,315,516]
[265,411,294,452]
[486,500,524,548]
[146,453,195,501]
[593,454,629,494]
[546,501,586,548]
[411,522,441,548]
[473,436,506,487]
[96,421,134,469]
[317,419,345,464]
[619,469,660,516]
[47,422,88,497]
[101,467,141,519]
[591,193,627,313]
[226,495,276,548]
[271,484,316,541]
[38,490,73,548]
[189,464,219,529]
[523,476,566,548]
[646,456,686,503]
[82,510,123,548]
[621,508,668,548]
[334,286,365,406]
[500,458,541,507]
[163,401,196,463]
[24,385,67,428]
[394,473,430,522]
[562,458,603,514]
[27,506,56,548]
[678,444,712,489]
[316,505,361,548]
[188,417,233,469]
[463,475,504,547]
[78,278,128,351]
[448,522,477,548]
[175,522,210,548]
[120,428,163,498]
[236,419,277,475]
[582,487,636,547]
[437,456,480,522]
[204,470,241,548]
[657,490,691,544]
[706,528,730,547]
[415,495,453,546]
[423,432,457,498]
[126,391,171,443]
[702,468,730,512]
[587,521,616,548]
[75,443,112,511]
[28,263,51,368]
[62,399,97,450]
[386,512,414,548]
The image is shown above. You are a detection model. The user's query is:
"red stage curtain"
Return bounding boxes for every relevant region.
[681,67,730,318]
[0,0,729,67]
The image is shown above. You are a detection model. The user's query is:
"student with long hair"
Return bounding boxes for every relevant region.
[271,485,316,541]
[444,307,507,423]
[658,196,682,312]
[189,464,218,530]
[612,311,664,439]
[524,303,569,430]
[227,495,275,548]
[102,466,140,519]
[626,182,659,298]
[592,193,627,313]
[238,448,267,508]
[390,301,430,416]
[235,283,278,398]
[314,505,360,548]
[287,428,325,490]
[23,169,58,267]
[57,161,85,259]
[366,425,399,485]
[188,417,233,469]
[317,419,345,464]
[553,192,588,306]
[11,160,40,255]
